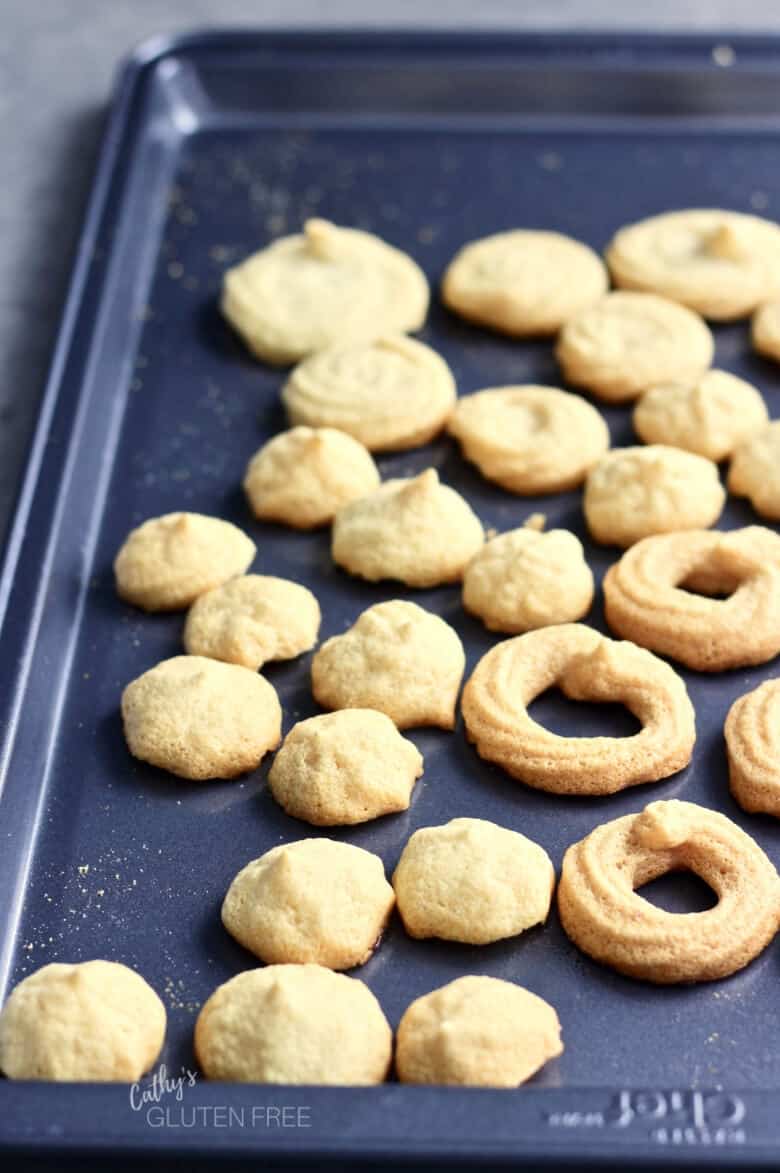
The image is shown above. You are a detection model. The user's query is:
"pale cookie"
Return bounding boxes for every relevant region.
[584,445,725,548]
[728,420,780,521]
[606,209,780,320]
[0,961,165,1082]
[194,965,392,1085]
[603,527,780,671]
[556,291,714,403]
[558,800,780,983]
[753,299,780,363]
[332,469,484,587]
[222,219,429,365]
[393,818,554,945]
[461,624,695,796]
[183,575,320,670]
[447,385,609,494]
[462,524,594,633]
[222,838,394,969]
[282,335,456,451]
[725,681,780,815]
[114,512,256,612]
[122,655,281,780]
[633,370,768,462]
[396,976,563,1088]
[442,229,608,336]
[268,709,423,826]
[243,427,380,528]
[311,600,465,730]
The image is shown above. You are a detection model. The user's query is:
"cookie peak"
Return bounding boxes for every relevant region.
[400,468,440,499]
[304,218,339,260]
[635,800,692,850]
[703,222,749,262]
[523,512,547,532]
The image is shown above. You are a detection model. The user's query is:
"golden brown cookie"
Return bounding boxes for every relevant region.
[194,965,392,1084]
[728,420,780,521]
[752,299,780,363]
[725,681,780,816]
[395,976,563,1087]
[311,600,465,730]
[632,370,768,462]
[558,800,780,983]
[461,624,695,795]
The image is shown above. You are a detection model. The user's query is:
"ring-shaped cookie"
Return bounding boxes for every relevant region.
[725,681,780,816]
[558,800,780,983]
[461,624,695,796]
[603,527,780,671]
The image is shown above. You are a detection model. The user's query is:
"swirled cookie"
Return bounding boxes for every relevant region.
[606,209,780,320]
[442,229,608,336]
[725,681,780,815]
[281,335,456,451]
[555,291,714,402]
[311,600,465,730]
[753,299,780,363]
[584,445,725,548]
[558,800,780,982]
[461,624,695,795]
[243,427,380,528]
[728,420,780,521]
[222,219,429,364]
[633,370,768,462]
[331,469,484,587]
[447,385,609,494]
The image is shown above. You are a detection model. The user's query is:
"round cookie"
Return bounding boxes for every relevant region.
[183,575,320,670]
[281,335,456,451]
[606,209,780,320]
[221,219,429,365]
[395,976,563,1088]
[725,681,780,816]
[114,512,256,612]
[194,965,392,1085]
[121,655,282,780]
[243,427,380,528]
[268,709,423,826]
[222,838,394,969]
[331,469,484,588]
[555,291,714,403]
[441,229,608,336]
[447,385,609,494]
[393,818,555,945]
[633,370,768,462]
[753,299,780,363]
[462,524,594,633]
[584,445,725,548]
[311,600,465,730]
[0,961,165,1082]
[728,420,780,521]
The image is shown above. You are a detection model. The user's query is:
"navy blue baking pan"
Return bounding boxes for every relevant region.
[1,28,779,1171]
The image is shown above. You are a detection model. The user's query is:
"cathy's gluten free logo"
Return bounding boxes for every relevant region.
[130,1063,312,1130]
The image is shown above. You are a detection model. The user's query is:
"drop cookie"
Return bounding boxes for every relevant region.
[633,370,768,462]
[222,219,429,365]
[752,299,780,363]
[311,600,465,730]
[728,420,780,521]
[725,681,780,815]
[122,655,282,779]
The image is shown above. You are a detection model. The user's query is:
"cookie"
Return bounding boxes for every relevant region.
[311,600,465,730]
[461,624,695,796]
[603,527,780,671]
[393,818,554,945]
[281,335,456,451]
[462,523,594,633]
[268,709,423,826]
[331,469,484,587]
[555,291,714,403]
[222,838,394,969]
[441,229,608,336]
[395,976,563,1088]
[633,370,768,462]
[558,800,780,983]
[606,209,780,320]
[725,681,780,815]
[728,420,780,521]
[0,961,165,1081]
[194,965,392,1084]
[222,219,429,365]
[122,655,282,779]
[243,427,380,528]
[584,445,725,548]
[114,512,256,612]
[183,575,320,670]
[752,299,780,363]
[447,385,609,494]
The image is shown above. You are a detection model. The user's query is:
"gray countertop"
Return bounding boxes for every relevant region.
[1,0,778,539]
